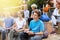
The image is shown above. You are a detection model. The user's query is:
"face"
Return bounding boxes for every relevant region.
[33,13,39,20]
[56,3,60,9]
[24,6,28,10]
[31,7,35,10]
[17,12,23,18]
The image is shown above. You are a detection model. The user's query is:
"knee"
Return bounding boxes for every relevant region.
[19,32,25,36]
[29,37,34,40]
[34,36,42,40]
[19,32,28,38]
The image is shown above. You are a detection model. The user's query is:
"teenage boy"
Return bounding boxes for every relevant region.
[20,10,44,40]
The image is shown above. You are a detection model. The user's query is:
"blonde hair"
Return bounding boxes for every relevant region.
[18,10,24,18]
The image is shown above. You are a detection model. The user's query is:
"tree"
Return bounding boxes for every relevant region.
[27,0,44,9]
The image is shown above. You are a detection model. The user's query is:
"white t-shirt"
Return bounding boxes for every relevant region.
[53,8,60,22]
[15,18,26,29]
[53,8,59,16]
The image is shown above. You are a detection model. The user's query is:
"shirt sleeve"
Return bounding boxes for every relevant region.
[40,21,44,32]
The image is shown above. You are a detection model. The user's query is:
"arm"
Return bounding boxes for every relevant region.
[35,31,44,35]
[12,23,22,32]
[3,18,14,29]
[25,21,35,35]
[15,25,27,32]
[15,24,27,32]
[12,23,17,29]
[15,19,27,32]
[3,22,6,29]
[3,22,11,29]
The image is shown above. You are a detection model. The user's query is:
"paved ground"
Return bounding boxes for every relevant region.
[43,34,60,40]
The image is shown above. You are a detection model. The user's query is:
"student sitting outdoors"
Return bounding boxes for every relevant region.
[2,14,14,40]
[20,10,44,40]
[9,10,26,40]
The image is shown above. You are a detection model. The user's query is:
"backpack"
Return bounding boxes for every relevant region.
[40,13,50,22]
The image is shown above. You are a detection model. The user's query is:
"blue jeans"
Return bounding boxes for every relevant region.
[20,32,43,40]
[29,35,43,40]
[1,30,6,40]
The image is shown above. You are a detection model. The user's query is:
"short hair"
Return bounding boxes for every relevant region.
[34,9,41,17]
[31,4,37,9]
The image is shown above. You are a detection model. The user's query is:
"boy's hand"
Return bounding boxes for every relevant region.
[24,31,34,35]
[28,31,34,35]
[24,29,34,35]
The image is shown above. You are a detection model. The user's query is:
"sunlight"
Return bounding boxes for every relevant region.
[0,0,23,17]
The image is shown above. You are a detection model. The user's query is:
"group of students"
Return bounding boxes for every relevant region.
[0,0,60,40]
[0,8,44,40]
